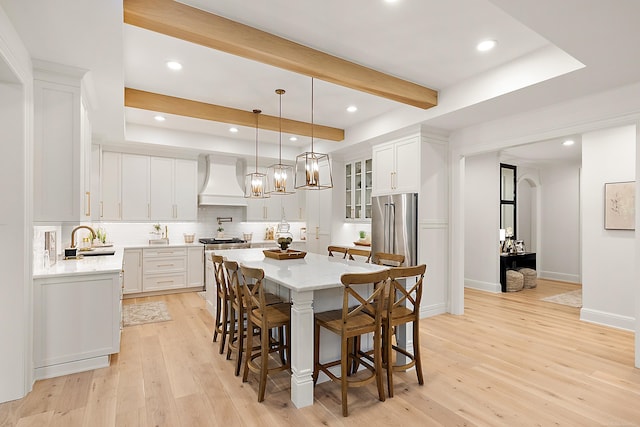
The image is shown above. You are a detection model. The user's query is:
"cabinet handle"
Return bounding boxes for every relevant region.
[299,207,302,219]
[100,201,103,218]
[263,206,267,219]
[118,202,122,219]
[148,203,150,218]
[158,263,174,267]
[85,191,91,216]
[315,226,319,240]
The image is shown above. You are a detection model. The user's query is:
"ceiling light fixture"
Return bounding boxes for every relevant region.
[476,39,497,52]
[244,109,269,199]
[153,115,166,122]
[229,127,239,133]
[166,60,183,70]
[295,78,333,190]
[563,139,575,146]
[346,105,358,113]
[267,89,295,195]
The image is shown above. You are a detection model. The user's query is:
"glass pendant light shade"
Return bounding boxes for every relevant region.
[267,89,295,195]
[294,78,333,190]
[244,109,270,199]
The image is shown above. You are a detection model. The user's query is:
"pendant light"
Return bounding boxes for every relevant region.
[266,89,294,195]
[244,109,269,199]
[295,78,333,190]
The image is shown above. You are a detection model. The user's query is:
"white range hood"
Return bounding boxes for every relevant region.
[198,155,247,206]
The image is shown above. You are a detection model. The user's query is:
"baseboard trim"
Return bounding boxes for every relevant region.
[539,270,580,284]
[421,302,447,318]
[580,308,635,332]
[34,355,110,380]
[465,279,501,293]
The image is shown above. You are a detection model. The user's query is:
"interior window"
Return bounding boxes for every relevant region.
[500,163,517,237]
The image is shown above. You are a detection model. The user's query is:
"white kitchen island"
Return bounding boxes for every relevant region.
[32,250,123,380]
[212,248,386,408]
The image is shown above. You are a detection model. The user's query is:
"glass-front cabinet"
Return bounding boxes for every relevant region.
[345,158,372,221]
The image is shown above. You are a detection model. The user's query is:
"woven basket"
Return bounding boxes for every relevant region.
[519,268,537,289]
[506,270,524,292]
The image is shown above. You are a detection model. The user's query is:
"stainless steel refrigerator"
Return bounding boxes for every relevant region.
[371,193,418,266]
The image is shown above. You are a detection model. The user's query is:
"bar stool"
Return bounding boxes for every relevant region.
[372,252,405,267]
[313,269,388,417]
[240,265,291,402]
[328,245,348,258]
[346,247,371,263]
[211,254,230,354]
[382,265,426,397]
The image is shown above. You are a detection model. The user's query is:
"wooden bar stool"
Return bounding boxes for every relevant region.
[346,247,371,263]
[313,269,388,417]
[211,254,230,354]
[223,260,250,376]
[240,265,291,402]
[372,252,405,267]
[383,265,426,397]
[328,245,348,258]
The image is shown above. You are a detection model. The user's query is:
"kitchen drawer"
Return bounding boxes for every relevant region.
[143,273,186,291]
[143,247,187,258]
[143,256,186,274]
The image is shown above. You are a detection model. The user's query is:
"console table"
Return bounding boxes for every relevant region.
[499,252,536,292]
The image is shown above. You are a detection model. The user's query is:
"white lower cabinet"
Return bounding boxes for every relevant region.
[139,246,204,293]
[34,272,121,379]
[122,248,143,294]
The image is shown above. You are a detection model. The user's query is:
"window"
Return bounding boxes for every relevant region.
[500,163,516,237]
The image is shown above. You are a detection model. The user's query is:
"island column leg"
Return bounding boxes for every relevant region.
[289,288,315,408]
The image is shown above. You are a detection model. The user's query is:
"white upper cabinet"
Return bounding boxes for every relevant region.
[100,151,121,220]
[33,63,92,223]
[174,159,198,220]
[150,156,175,220]
[100,152,197,221]
[372,136,420,196]
[150,157,198,221]
[121,154,150,220]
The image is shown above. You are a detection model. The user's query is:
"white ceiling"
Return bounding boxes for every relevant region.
[3,0,640,164]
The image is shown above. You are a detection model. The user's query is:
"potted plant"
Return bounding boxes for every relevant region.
[359,230,366,240]
[217,226,224,238]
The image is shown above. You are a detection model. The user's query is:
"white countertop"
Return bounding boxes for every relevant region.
[211,248,385,292]
[33,248,124,279]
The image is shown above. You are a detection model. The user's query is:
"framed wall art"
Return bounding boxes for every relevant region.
[604,181,636,230]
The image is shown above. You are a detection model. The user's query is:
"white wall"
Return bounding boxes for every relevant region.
[581,125,636,330]
[464,151,500,292]
[539,164,581,283]
[0,4,33,402]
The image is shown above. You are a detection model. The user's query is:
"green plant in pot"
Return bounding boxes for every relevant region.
[359,230,366,240]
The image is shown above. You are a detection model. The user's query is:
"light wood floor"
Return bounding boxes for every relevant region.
[2,279,640,426]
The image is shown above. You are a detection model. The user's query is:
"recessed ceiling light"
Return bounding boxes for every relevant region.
[384,0,400,3]
[346,105,358,113]
[476,40,497,52]
[166,61,182,71]
[289,136,298,142]
[153,115,166,122]
[563,139,575,146]
[229,127,239,133]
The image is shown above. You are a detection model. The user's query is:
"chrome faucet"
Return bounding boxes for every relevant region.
[70,225,96,248]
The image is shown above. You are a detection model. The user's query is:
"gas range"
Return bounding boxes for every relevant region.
[199,237,251,250]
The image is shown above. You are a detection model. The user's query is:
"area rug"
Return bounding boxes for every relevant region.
[541,289,582,308]
[123,301,172,327]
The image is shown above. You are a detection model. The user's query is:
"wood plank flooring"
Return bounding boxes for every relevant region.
[2,279,640,426]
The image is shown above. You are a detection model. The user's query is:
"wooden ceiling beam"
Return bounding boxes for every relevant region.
[125,88,345,142]
[123,0,438,109]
